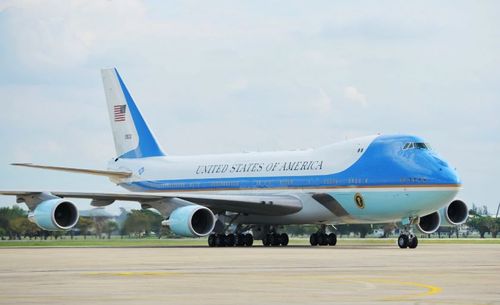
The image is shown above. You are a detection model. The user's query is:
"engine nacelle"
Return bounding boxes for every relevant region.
[416,211,441,234]
[167,205,215,237]
[28,199,79,231]
[440,200,468,226]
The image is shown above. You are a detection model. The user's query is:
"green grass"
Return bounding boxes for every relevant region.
[0,237,498,247]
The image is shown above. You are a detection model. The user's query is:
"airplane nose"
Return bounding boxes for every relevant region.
[434,156,461,185]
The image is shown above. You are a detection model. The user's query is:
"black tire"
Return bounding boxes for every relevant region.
[262,234,271,246]
[398,234,409,248]
[327,233,337,246]
[225,233,235,247]
[208,234,216,247]
[309,233,318,246]
[318,233,328,246]
[270,233,281,246]
[235,234,245,246]
[244,233,254,247]
[280,233,289,246]
[408,236,418,249]
[215,234,226,247]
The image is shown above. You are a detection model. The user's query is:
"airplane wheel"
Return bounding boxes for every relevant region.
[225,234,235,247]
[262,234,271,246]
[235,234,245,246]
[208,234,216,247]
[244,234,253,247]
[408,236,418,249]
[318,233,328,246]
[327,233,337,246]
[270,233,281,246]
[215,234,226,247]
[280,233,289,246]
[309,233,318,246]
[398,234,409,248]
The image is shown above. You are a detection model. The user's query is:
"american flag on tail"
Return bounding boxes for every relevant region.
[114,104,126,122]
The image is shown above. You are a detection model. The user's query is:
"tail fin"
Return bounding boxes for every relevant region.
[101,68,165,159]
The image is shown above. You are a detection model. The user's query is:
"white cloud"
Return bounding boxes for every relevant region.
[344,86,367,106]
[314,88,333,113]
[1,0,147,69]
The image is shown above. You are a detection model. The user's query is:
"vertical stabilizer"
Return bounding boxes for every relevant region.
[101,68,165,159]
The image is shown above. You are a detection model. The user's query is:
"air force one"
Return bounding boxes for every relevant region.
[0,68,468,249]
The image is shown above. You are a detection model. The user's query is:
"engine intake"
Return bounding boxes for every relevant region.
[441,200,468,226]
[416,211,441,234]
[29,199,79,231]
[167,205,215,237]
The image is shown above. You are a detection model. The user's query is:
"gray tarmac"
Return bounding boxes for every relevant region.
[0,244,499,305]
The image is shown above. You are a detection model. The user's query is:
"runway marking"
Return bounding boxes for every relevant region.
[81,271,441,300]
[83,271,181,277]
[275,274,442,301]
[365,279,442,301]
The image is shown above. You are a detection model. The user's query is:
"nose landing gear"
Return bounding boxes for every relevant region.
[397,217,419,249]
[398,233,418,249]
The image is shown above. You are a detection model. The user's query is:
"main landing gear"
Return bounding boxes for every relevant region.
[397,233,418,249]
[208,233,253,247]
[309,225,337,246]
[262,233,289,247]
[309,232,337,246]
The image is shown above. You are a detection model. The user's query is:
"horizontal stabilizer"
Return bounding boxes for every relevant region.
[11,163,132,179]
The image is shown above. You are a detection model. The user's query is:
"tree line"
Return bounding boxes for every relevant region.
[1,204,499,240]
[466,204,500,238]
[0,206,172,240]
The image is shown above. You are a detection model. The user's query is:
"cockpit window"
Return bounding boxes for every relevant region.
[403,142,431,150]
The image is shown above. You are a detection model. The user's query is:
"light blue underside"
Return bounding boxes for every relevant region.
[331,189,456,222]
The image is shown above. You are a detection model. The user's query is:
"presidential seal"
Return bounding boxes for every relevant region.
[354,193,365,209]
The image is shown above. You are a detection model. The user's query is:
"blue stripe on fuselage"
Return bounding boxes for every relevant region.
[120,135,461,192]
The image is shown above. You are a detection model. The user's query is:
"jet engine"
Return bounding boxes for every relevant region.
[28,199,79,231]
[166,205,215,237]
[440,199,468,226]
[416,211,441,234]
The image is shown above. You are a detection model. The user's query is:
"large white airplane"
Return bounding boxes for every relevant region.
[0,68,468,248]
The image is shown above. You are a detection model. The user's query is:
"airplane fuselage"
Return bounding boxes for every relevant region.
[110,134,461,225]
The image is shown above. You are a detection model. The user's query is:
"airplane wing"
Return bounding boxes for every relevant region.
[0,191,303,216]
[10,163,132,179]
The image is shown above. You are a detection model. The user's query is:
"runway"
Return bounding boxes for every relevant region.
[0,244,498,305]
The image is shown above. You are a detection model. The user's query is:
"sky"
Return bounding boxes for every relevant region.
[0,1,499,215]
